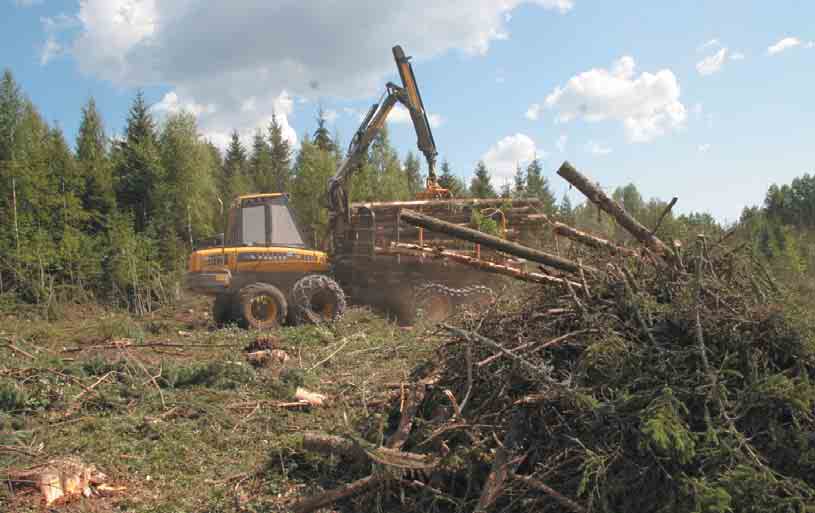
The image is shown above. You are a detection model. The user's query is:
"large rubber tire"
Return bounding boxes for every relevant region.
[413,283,495,324]
[291,275,347,324]
[239,283,288,330]
[413,283,456,323]
[212,293,236,326]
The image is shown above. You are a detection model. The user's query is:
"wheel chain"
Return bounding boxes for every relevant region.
[413,282,496,301]
[291,274,347,324]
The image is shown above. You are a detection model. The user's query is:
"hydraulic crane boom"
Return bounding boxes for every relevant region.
[327,45,449,253]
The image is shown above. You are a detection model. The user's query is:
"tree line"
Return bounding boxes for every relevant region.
[2,67,812,312]
[0,70,561,311]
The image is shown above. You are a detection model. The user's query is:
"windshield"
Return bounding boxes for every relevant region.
[271,203,305,246]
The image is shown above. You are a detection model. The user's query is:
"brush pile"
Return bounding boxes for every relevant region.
[292,162,815,513]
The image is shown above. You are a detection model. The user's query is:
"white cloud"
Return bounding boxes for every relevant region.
[585,141,612,155]
[556,134,567,152]
[525,103,542,120]
[388,104,411,124]
[39,14,77,66]
[698,144,711,153]
[323,109,339,124]
[543,56,686,143]
[482,133,539,182]
[730,52,746,61]
[428,113,444,128]
[387,104,444,128]
[698,38,720,51]
[40,37,62,65]
[807,41,815,49]
[768,37,801,55]
[697,48,728,76]
[48,0,573,149]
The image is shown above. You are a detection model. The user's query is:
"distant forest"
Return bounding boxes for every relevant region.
[1,69,813,313]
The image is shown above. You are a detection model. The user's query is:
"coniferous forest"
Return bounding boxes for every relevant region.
[1,68,814,315]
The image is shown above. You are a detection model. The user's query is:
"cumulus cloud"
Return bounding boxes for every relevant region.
[323,109,339,124]
[543,56,686,143]
[556,134,567,152]
[525,103,542,120]
[46,0,573,148]
[387,104,444,128]
[768,37,801,55]
[40,37,62,65]
[482,133,539,182]
[697,48,728,76]
[585,141,612,155]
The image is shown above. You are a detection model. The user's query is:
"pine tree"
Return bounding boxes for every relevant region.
[525,158,556,213]
[76,98,115,231]
[267,113,292,193]
[470,160,496,199]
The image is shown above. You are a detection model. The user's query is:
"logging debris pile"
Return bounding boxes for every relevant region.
[292,163,815,513]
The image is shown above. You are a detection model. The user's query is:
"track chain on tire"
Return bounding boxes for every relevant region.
[291,274,347,324]
[413,282,496,302]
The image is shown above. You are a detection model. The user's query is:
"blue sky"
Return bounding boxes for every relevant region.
[2,1,813,223]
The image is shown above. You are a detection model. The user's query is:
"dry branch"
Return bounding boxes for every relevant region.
[387,383,427,449]
[290,475,381,513]
[512,473,587,513]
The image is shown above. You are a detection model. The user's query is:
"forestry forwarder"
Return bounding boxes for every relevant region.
[185,45,451,329]
[187,45,548,330]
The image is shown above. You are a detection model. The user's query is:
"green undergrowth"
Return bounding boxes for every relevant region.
[1,296,439,512]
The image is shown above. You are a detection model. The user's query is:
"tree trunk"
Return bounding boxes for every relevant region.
[556,162,677,264]
[552,222,640,258]
[399,209,593,275]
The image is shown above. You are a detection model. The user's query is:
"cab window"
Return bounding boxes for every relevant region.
[242,205,266,246]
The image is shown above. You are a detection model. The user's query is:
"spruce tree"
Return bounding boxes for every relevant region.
[525,158,556,213]
[437,159,467,197]
[470,160,497,199]
[513,163,526,198]
[313,107,336,153]
[76,98,115,231]
[404,151,423,196]
[114,91,162,231]
[221,130,249,204]
[0,69,24,162]
[249,129,271,192]
[267,113,292,193]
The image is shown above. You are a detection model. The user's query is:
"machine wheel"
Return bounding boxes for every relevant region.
[413,283,456,323]
[291,275,347,324]
[413,283,495,324]
[212,293,236,326]
[239,283,288,330]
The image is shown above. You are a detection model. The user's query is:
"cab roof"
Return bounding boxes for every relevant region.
[232,192,288,207]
